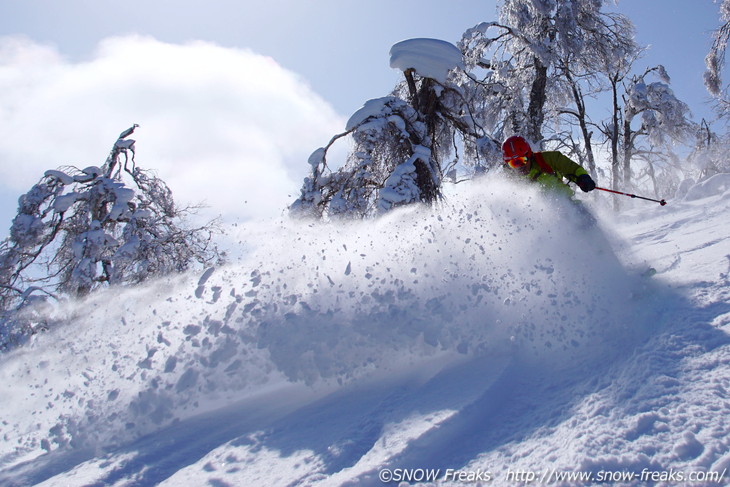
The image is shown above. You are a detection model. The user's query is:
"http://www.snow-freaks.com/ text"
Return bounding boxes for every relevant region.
[377,466,727,484]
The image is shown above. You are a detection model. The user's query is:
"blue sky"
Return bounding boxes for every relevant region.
[0,0,718,117]
[609,0,721,123]
[0,0,502,115]
[0,0,725,230]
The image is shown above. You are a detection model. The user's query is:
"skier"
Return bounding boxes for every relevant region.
[501,135,596,197]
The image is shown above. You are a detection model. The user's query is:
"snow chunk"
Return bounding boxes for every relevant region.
[346,97,398,131]
[378,146,432,210]
[10,213,44,245]
[674,431,704,460]
[308,148,326,167]
[389,38,464,83]
[74,166,103,182]
[44,170,75,185]
[108,186,135,221]
[115,139,135,151]
[53,192,86,213]
[113,236,140,261]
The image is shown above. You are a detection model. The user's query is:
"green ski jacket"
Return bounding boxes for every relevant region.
[522,151,589,197]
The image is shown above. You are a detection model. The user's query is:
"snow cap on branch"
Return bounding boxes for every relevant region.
[389,38,465,83]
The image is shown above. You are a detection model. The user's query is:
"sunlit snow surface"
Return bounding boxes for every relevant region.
[1,175,729,486]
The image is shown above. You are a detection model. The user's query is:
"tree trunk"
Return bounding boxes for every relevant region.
[622,116,633,188]
[404,69,419,107]
[404,74,442,204]
[569,81,596,175]
[610,76,621,211]
[413,159,439,203]
[526,57,548,144]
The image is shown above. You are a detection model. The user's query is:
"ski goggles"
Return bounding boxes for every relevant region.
[505,156,529,169]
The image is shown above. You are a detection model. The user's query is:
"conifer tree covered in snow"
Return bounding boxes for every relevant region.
[0,125,221,347]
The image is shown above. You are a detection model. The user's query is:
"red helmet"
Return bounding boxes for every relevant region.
[502,136,532,163]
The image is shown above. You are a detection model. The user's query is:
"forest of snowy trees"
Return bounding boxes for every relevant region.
[2,0,730,348]
[292,0,730,219]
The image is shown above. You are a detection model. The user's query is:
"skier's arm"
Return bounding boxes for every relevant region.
[541,152,588,181]
[542,152,595,192]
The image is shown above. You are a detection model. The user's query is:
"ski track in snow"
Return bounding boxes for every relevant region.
[0,176,729,486]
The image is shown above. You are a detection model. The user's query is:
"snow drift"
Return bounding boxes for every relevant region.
[0,177,658,465]
[2,175,713,486]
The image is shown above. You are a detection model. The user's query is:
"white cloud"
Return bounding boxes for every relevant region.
[0,35,344,225]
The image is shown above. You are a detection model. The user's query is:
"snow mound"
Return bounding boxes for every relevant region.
[682,172,730,201]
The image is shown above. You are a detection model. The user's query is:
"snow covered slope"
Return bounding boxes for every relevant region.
[0,175,728,486]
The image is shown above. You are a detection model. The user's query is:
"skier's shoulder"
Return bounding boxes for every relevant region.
[538,151,583,172]
[538,150,569,161]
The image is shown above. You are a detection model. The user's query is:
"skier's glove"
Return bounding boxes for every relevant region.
[576,174,596,192]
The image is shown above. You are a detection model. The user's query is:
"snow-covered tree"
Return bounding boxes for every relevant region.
[686,119,730,181]
[459,0,637,150]
[705,0,730,103]
[290,97,425,218]
[619,67,692,194]
[0,125,221,318]
[554,10,639,175]
[596,62,692,204]
[291,39,487,218]
[597,50,639,199]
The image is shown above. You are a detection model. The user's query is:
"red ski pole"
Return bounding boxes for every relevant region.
[595,186,667,206]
